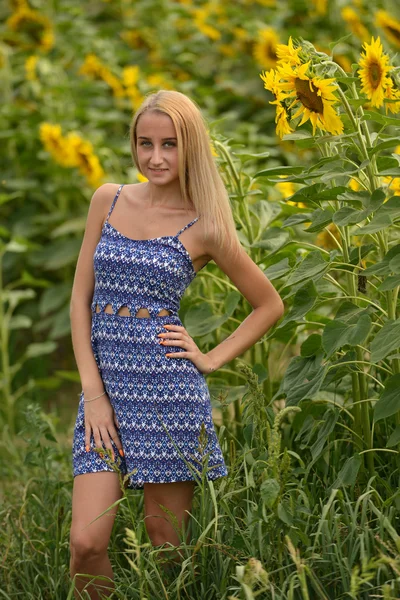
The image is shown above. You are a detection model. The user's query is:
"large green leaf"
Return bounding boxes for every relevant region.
[25,341,58,359]
[310,408,338,461]
[260,478,280,508]
[356,213,392,234]
[331,454,362,488]
[363,244,400,275]
[322,314,371,358]
[374,374,400,422]
[387,425,400,448]
[278,281,317,328]
[251,227,290,253]
[280,354,328,406]
[285,251,329,287]
[303,208,333,233]
[248,200,281,230]
[184,302,232,337]
[264,258,291,280]
[371,319,400,363]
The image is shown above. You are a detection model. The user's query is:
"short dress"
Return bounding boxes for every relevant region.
[72,184,228,489]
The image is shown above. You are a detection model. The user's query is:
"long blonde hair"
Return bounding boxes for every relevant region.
[129,90,241,257]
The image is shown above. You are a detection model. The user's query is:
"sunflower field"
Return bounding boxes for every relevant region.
[1,0,400,598]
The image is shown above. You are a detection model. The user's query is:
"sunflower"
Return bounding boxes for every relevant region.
[276,62,344,135]
[5,5,54,52]
[375,10,400,48]
[358,36,393,108]
[384,80,400,115]
[253,28,279,69]
[260,68,292,137]
[276,36,301,66]
[341,7,369,42]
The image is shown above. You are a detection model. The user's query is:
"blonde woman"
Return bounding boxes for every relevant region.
[69,90,284,597]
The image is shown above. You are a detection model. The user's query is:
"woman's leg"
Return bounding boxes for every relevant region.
[69,472,123,599]
[143,481,195,568]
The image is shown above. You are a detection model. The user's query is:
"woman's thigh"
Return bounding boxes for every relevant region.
[70,472,123,556]
[143,481,195,546]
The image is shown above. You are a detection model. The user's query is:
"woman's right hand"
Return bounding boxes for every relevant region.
[84,393,123,461]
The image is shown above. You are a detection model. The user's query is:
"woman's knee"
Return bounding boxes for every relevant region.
[70,527,107,563]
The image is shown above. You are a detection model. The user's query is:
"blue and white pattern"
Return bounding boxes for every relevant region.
[72,184,228,489]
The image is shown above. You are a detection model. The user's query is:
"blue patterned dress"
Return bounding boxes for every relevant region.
[72,184,228,489]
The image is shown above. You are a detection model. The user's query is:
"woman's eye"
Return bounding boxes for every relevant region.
[139,141,175,147]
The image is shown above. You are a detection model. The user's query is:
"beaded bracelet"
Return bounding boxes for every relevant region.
[77,390,107,403]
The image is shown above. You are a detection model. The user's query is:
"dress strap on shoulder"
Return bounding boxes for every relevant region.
[105,184,124,224]
[175,216,200,238]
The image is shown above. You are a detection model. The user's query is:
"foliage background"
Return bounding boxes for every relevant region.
[1,0,400,598]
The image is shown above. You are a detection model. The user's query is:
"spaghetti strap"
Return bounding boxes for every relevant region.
[105,184,124,224]
[175,216,200,238]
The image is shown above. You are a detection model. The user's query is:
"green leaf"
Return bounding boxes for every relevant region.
[260,478,280,509]
[310,408,338,460]
[281,356,327,406]
[285,251,329,287]
[356,212,392,234]
[235,150,270,163]
[322,314,371,358]
[363,244,400,275]
[387,425,400,448]
[254,166,304,179]
[277,501,293,525]
[224,291,241,316]
[54,370,81,383]
[278,281,317,328]
[301,334,322,357]
[249,200,281,230]
[367,138,400,157]
[389,254,400,273]
[281,213,311,228]
[371,319,400,363]
[251,227,290,253]
[184,303,230,337]
[264,258,291,280]
[282,131,313,141]
[39,283,71,316]
[303,208,333,233]
[333,207,366,226]
[25,341,58,359]
[378,274,400,291]
[331,454,362,488]
[374,374,400,422]
[362,111,400,127]
[9,315,32,330]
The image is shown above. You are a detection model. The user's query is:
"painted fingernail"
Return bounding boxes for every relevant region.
[85,445,90,452]
[119,449,124,457]
[99,452,104,459]
[163,325,171,329]
[159,340,164,345]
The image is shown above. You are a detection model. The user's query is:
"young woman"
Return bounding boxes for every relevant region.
[69,90,284,598]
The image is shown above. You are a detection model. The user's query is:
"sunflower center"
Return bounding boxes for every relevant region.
[386,25,400,43]
[294,79,324,113]
[369,61,382,89]
[265,42,277,61]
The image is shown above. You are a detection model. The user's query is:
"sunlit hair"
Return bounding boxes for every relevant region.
[129,90,241,257]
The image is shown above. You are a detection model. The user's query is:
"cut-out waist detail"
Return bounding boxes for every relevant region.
[94,304,173,319]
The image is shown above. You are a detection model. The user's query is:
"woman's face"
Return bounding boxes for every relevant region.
[136,111,180,185]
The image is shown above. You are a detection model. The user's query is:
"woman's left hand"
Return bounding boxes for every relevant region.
[158,324,215,375]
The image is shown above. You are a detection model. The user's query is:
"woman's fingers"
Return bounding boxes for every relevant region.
[84,420,92,451]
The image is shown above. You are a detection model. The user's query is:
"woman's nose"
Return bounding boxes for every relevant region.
[151,145,162,162]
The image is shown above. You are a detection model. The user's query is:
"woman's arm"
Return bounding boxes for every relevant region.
[159,232,285,375]
[204,237,285,373]
[70,183,116,397]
